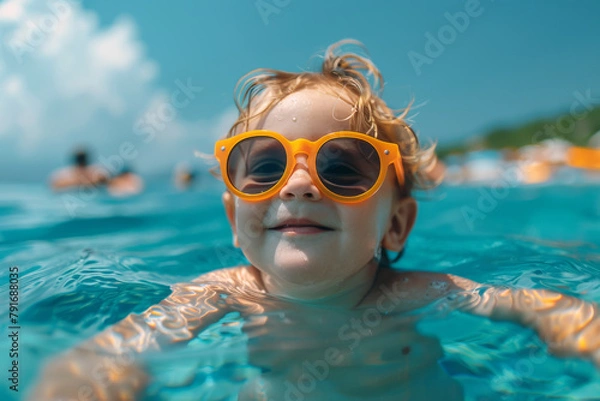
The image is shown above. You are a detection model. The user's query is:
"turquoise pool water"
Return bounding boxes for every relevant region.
[1,180,599,400]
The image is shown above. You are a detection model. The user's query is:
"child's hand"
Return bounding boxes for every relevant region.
[521,290,600,367]
[27,348,149,401]
[450,277,600,368]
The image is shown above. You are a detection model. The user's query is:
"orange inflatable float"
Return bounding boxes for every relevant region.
[567,146,600,169]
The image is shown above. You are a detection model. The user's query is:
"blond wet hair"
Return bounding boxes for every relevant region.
[227,39,441,195]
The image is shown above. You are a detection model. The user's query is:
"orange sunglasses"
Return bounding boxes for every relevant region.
[214,130,405,203]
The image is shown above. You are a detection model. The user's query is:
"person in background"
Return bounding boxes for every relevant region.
[173,162,198,190]
[107,165,144,197]
[50,148,108,191]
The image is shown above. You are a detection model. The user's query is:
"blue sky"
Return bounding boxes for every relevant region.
[1,0,599,181]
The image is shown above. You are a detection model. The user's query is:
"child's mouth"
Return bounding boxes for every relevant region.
[272,225,332,234]
[269,219,333,234]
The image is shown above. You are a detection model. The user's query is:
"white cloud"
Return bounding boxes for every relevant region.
[0,0,233,181]
[0,0,24,22]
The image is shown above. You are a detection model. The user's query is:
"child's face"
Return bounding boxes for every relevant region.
[223,88,415,297]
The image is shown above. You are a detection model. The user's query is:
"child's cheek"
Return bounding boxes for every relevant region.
[234,200,270,242]
[355,194,393,252]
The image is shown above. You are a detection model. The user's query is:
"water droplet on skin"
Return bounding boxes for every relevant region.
[292,117,297,122]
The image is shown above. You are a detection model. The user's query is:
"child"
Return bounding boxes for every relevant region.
[30,40,600,401]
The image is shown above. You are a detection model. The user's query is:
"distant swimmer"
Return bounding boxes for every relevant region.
[173,162,197,190]
[50,148,108,191]
[107,165,144,197]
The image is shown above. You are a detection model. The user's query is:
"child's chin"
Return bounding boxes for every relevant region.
[272,256,329,280]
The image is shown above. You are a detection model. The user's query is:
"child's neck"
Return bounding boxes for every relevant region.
[253,259,380,308]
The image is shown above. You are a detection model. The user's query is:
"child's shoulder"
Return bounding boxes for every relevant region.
[376,268,452,288]
[153,266,264,314]
[185,265,264,292]
[377,269,477,291]
[363,269,470,309]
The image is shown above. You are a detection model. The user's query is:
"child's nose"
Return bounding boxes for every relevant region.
[279,156,322,201]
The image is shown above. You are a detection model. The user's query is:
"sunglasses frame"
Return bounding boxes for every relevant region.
[214,130,405,203]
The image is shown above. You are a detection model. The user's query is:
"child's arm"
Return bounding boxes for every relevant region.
[447,275,600,367]
[28,279,233,401]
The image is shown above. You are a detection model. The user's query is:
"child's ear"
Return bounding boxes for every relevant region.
[222,191,239,247]
[382,197,417,252]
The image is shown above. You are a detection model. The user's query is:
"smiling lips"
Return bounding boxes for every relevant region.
[269,218,333,234]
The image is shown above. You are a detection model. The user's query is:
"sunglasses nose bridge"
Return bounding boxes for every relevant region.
[289,138,314,156]
[287,138,316,166]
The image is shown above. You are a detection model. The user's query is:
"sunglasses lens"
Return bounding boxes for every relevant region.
[316,138,381,196]
[227,136,287,194]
